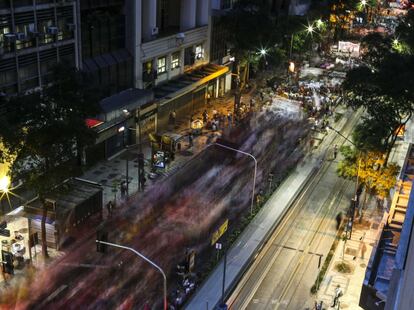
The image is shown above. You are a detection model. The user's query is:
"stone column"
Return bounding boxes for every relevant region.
[180,0,196,31]
[196,0,208,26]
[142,0,157,41]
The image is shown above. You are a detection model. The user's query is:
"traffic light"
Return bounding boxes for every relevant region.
[96,229,108,253]
[1,250,14,275]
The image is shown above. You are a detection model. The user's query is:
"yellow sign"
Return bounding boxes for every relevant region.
[211,219,229,246]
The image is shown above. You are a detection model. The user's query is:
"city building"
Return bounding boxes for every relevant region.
[0,0,79,107]
[359,145,414,310]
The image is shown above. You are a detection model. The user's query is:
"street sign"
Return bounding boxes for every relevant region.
[211,219,228,246]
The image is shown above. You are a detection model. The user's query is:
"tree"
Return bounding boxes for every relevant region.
[0,64,102,258]
[343,45,414,164]
[337,146,399,201]
[218,0,278,118]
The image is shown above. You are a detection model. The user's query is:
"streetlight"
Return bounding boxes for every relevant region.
[95,240,168,310]
[0,176,10,193]
[326,125,361,238]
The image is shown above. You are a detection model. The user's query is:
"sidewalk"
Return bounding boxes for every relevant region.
[314,139,409,309]
[81,94,239,209]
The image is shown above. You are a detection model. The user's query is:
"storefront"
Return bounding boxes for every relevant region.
[153,63,229,132]
[85,88,154,163]
[24,178,103,250]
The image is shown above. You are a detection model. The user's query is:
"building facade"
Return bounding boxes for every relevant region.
[0,0,234,161]
[0,0,78,99]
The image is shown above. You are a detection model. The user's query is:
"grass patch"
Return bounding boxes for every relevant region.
[335,261,352,273]
[334,112,343,123]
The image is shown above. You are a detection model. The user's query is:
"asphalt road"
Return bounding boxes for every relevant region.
[227,111,360,310]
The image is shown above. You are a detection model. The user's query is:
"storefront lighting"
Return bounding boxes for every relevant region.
[229,56,235,62]
[361,0,367,6]
[260,49,267,56]
[306,25,314,34]
[118,126,125,133]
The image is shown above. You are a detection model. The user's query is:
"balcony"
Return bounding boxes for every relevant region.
[141,26,208,62]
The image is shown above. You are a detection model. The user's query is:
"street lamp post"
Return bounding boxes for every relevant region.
[326,125,361,238]
[95,240,168,310]
[205,143,257,215]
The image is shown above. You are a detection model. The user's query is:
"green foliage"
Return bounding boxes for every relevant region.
[0,63,102,193]
[335,261,352,273]
[343,36,414,159]
[395,9,414,54]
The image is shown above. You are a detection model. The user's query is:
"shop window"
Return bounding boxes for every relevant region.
[157,56,166,74]
[195,44,204,60]
[171,52,180,70]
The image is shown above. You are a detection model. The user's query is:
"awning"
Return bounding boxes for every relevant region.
[154,64,229,106]
[85,118,103,128]
[99,88,154,114]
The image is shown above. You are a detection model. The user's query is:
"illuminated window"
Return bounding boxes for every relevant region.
[195,45,204,60]
[157,56,166,74]
[171,52,180,69]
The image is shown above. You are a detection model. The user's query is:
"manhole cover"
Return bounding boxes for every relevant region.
[19,228,28,234]
[360,263,367,268]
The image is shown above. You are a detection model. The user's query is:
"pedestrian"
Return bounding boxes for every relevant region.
[139,173,147,191]
[227,112,232,126]
[188,133,193,148]
[336,212,343,230]
[120,181,127,198]
[171,110,176,126]
[106,201,113,217]
[333,144,338,159]
[332,285,342,307]
[202,109,208,124]
[361,242,367,259]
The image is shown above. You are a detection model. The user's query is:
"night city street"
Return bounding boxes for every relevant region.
[1,1,414,310]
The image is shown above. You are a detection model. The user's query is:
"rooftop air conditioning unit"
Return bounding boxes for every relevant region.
[47,26,59,35]
[151,27,159,36]
[176,32,185,40]
[15,32,27,41]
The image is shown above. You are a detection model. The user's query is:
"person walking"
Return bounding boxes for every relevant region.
[333,144,338,159]
[106,201,113,218]
[120,181,127,198]
[336,212,343,230]
[171,110,176,127]
[202,110,208,124]
[332,285,343,307]
[227,112,232,127]
[188,133,194,148]
[139,173,147,191]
